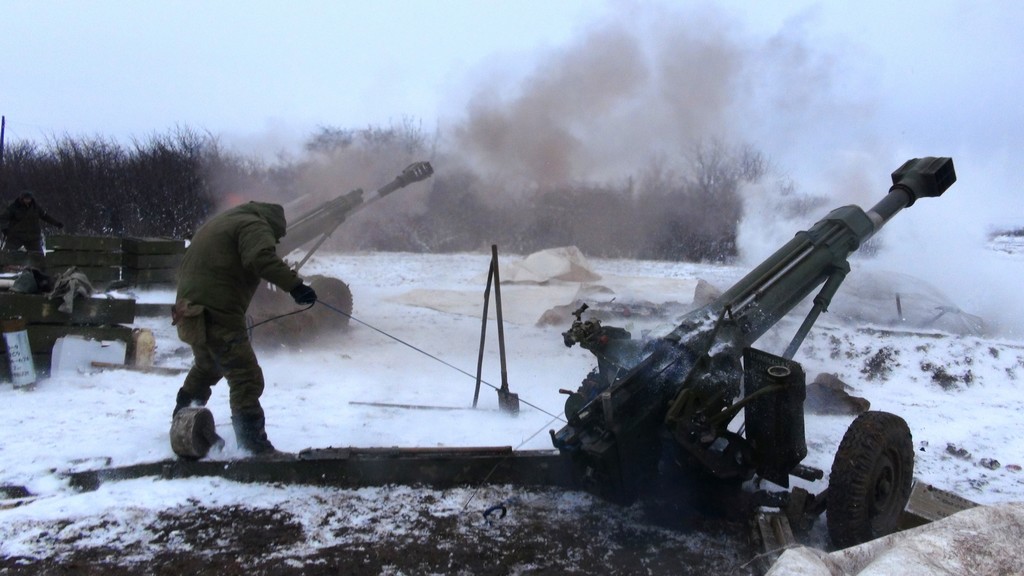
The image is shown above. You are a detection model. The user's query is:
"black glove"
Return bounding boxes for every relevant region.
[290,283,317,305]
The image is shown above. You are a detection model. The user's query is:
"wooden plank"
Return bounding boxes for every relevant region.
[0,251,42,267]
[123,268,178,285]
[91,361,188,376]
[135,303,173,318]
[751,510,797,574]
[122,253,183,269]
[0,293,135,325]
[46,252,123,267]
[122,237,186,255]
[47,235,122,252]
[350,401,496,412]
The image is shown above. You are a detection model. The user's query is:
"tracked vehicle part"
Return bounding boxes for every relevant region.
[552,158,955,547]
[827,411,914,549]
[65,447,573,493]
[170,407,225,460]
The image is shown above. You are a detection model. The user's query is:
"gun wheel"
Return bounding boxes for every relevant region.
[249,275,353,348]
[827,410,914,549]
[311,275,354,323]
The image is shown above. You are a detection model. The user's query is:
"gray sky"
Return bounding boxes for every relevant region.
[3,0,1022,222]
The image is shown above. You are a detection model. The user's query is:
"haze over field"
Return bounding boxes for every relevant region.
[1,243,1023,571]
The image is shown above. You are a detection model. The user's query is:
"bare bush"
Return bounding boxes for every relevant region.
[1,123,773,263]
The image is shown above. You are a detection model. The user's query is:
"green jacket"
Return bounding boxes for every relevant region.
[1,196,62,241]
[177,202,301,330]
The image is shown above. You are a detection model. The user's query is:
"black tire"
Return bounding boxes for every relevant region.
[827,410,914,549]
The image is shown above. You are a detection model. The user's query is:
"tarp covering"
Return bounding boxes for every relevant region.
[391,246,698,327]
[498,246,601,283]
[827,270,986,336]
[767,502,1024,576]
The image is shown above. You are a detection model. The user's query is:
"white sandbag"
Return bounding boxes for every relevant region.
[767,502,1024,576]
[499,246,601,283]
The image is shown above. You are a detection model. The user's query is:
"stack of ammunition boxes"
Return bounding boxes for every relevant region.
[0,235,185,382]
[0,293,136,379]
[45,235,124,290]
[121,237,185,288]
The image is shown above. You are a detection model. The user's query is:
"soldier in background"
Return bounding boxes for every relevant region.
[0,190,64,252]
[172,201,317,455]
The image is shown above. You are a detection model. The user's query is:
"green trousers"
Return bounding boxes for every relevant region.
[179,319,266,418]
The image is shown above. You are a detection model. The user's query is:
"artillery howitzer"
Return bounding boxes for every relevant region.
[248,162,433,346]
[552,157,956,548]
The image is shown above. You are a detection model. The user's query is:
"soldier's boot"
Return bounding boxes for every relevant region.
[231,411,279,456]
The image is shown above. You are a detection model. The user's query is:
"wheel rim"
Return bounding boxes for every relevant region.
[869,450,901,531]
[872,455,897,512]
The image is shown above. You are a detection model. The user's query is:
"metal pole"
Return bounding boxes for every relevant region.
[492,245,509,393]
[472,257,494,408]
[492,245,519,414]
[1,116,6,197]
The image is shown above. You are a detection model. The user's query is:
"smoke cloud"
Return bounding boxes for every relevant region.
[223,3,1019,335]
[447,5,747,188]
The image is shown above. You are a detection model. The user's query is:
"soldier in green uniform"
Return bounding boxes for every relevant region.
[172,201,317,454]
[1,190,64,252]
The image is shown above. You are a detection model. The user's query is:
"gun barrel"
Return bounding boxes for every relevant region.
[865,156,956,236]
[277,161,434,261]
[551,156,956,508]
[705,157,956,348]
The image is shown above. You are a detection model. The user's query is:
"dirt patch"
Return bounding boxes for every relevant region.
[0,488,760,575]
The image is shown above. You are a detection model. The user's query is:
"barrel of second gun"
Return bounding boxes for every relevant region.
[278,189,365,256]
[864,156,956,239]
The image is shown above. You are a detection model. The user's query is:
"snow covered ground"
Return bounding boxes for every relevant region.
[1,240,1022,572]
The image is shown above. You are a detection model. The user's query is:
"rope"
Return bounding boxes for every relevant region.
[252,298,573,518]
[248,302,315,330]
[459,412,564,514]
[315,300,565,422]
[315,300,574,517]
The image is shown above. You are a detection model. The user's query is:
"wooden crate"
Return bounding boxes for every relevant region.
[0,293,135,326]
[0,292,137,383]
[47,235,123,252]
[44,235,125,290]
[122,237,185,255]
[0,251,44,268]
[45,251,123,267]
[122,237,185,288]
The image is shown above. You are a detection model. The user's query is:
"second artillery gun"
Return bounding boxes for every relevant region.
[553,157,956,549]
[248,162,433,346]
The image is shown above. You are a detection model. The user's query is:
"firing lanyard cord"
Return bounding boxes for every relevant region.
[460,412,565,514]
[252,300,570,517]
[319,300,572,517]
[247,302,315,333]
[314,300,565,422]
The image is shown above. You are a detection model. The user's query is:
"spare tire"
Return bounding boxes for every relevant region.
[827,410,914,549]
